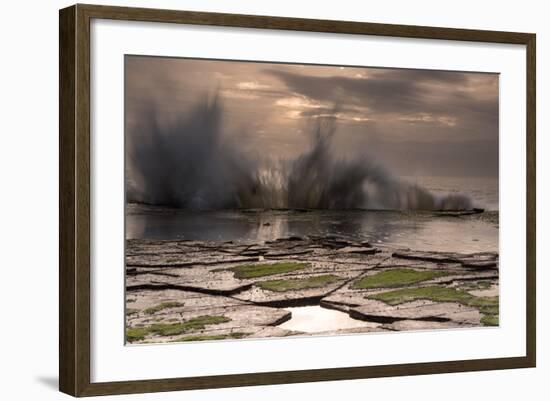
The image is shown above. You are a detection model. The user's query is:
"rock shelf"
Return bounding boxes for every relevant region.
[125,236,499,344]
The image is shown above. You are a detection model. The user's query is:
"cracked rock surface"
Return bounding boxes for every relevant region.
[126,236,499,344]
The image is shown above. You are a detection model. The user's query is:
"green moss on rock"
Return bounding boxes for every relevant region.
[169,332,248,342]
[370,286,467,305]
[230,262,310,279]
[468,297,499,315]
[126,327,149,342]
[126,315,231,341]
[143,301,184,315]
[149,315,231,336]
[369,286,499,318]
[460,280,494,291]
[481,314,499,326]
[257,274,341,292]
[351,268,447,290]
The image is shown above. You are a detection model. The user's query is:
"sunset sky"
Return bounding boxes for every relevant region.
[125,56,499,178]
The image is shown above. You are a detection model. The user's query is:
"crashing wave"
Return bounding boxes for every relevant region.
[126,95,472,211]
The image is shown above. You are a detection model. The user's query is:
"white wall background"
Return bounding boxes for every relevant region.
[0,0,546,400]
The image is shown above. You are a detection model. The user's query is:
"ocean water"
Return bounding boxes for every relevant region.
[400,175,498,212]
[126,175,498,254]
[126,209,498,254]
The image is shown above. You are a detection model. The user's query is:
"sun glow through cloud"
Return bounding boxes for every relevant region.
[125,56,498,178]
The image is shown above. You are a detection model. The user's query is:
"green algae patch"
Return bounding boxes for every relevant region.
[481,314,499,326]
[169,332,247,342]
[257,274,341,292]
[148,323,188,336]
[149,315,231,336]
[230,262,310,279]
[468,297,499,315]
[126,327,149,342]
[370,286,474,305]
[143,301,184,315]
[351,269,448,290]
[369,285,499,316]
[127,315,231,341]
[460,280,494,291]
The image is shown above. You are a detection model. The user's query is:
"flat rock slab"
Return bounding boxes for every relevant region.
[126,289,292,344]
[226,259,384,306]
[127,289,247,312]
[374,257,462,270]
[232,277,346,307]
[130,304,291,330]
[300,326,391,336]
[427,271,499,285]
[126,271,253,295]
[129,256,387,297]
[300,250,390,264]
[382,319,471,331]
[392,250,498,269]
[126,253,259,268]
[320,263,497,312]
[126,239,498,340]
[337,246,377,255]
[349,299,481,325]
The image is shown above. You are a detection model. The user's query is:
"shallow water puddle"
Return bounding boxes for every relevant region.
[279,305,380,333]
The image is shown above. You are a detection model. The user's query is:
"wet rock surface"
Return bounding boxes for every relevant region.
[126,237,499,344]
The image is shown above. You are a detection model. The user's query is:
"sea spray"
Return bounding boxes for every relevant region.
[126,94,257,209]
[126,95,472,211]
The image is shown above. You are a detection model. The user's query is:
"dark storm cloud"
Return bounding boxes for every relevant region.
[265,68,497,125]
[297,106,359,118]
[264,68,429,107]
[125,56,499,178]
[373,68,470,84]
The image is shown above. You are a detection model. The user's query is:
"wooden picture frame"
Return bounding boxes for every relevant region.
[59,3,536,397]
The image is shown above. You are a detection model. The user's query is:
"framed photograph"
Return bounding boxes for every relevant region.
[59,4,536,397]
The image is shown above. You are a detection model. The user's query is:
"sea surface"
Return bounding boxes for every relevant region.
[401,175,498,212]
[126,175,498,254]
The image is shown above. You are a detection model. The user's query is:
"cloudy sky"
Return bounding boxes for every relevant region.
[125,56,499,178]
